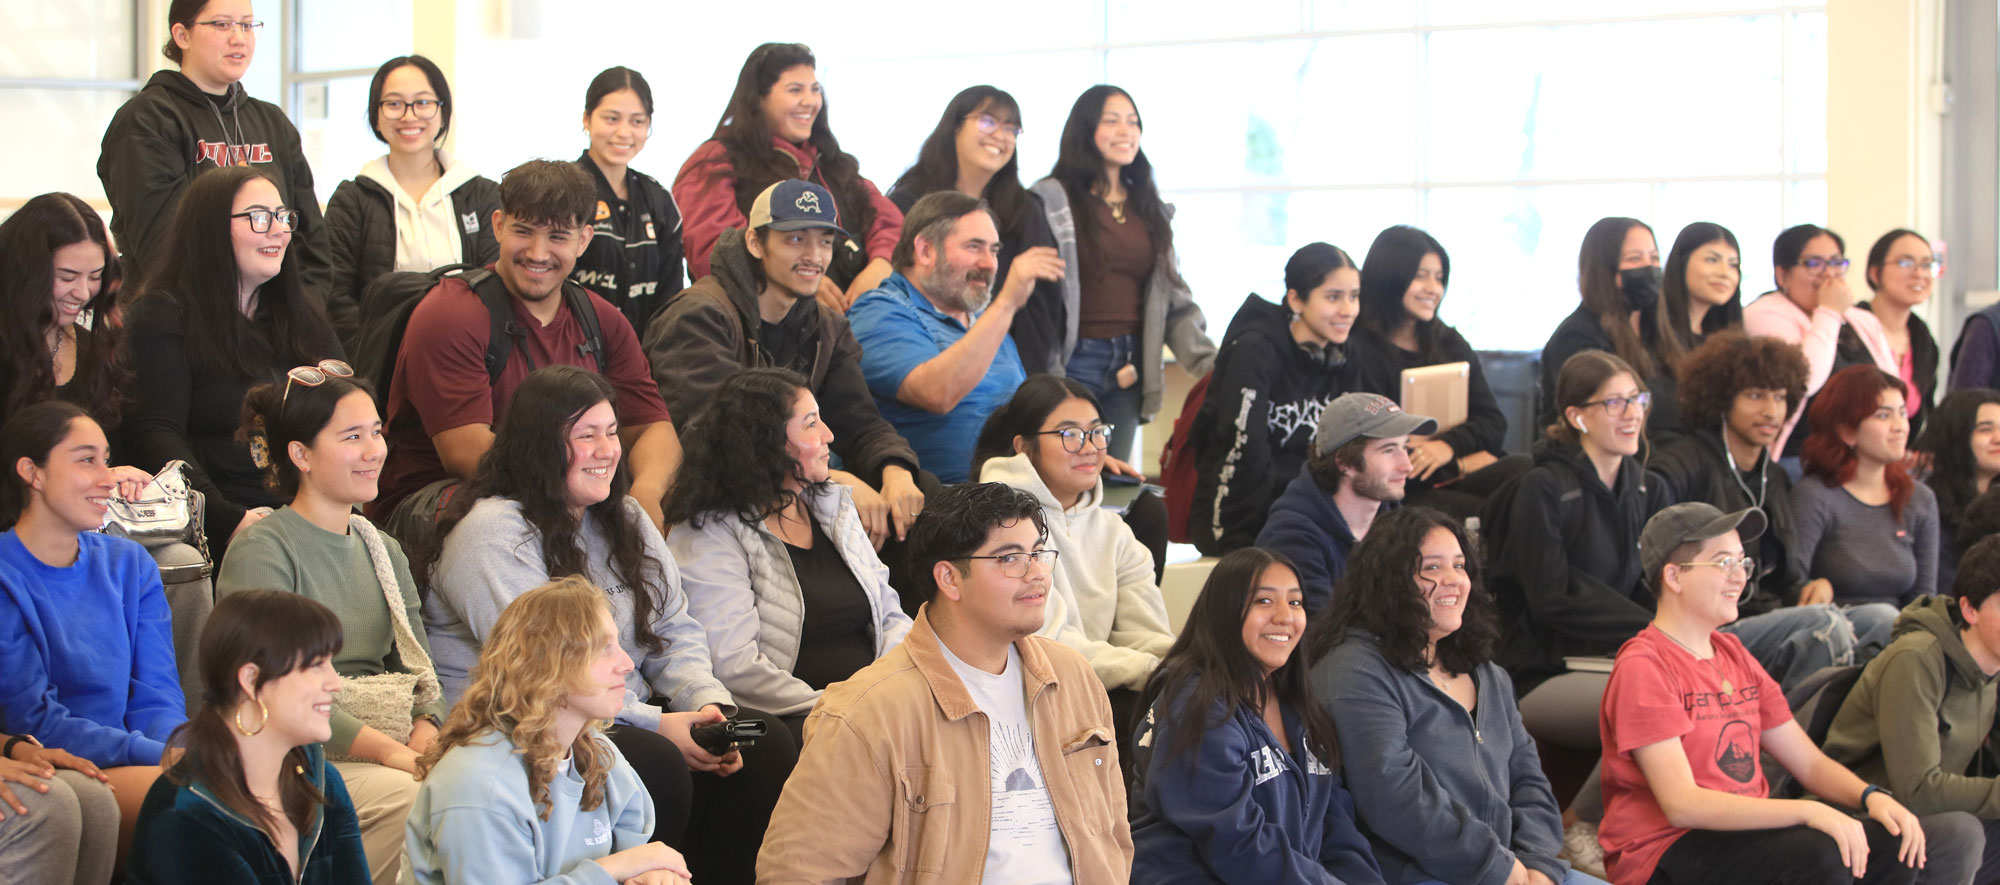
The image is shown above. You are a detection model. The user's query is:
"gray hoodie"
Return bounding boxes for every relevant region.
[1314,630,1568,885]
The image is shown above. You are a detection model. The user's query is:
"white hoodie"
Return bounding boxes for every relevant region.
[981,452,1175,690]
[357,149,482,275]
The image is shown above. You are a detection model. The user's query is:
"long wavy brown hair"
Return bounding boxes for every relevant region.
[415,576,617,820]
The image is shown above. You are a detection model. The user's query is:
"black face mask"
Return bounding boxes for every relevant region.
[1619,265,1663,312]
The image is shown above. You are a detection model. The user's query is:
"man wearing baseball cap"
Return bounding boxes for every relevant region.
[644,179,930,548]
[1255,392,1437,614]
[1597,501,1929,885]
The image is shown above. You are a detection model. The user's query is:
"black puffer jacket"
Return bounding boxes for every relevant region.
[321,168,499,351]
[1490,441,1669,694]
[1647,427,1803,611]
[1189,294,1364,555]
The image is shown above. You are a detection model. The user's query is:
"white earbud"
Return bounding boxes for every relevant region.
[1575,418,1588,434]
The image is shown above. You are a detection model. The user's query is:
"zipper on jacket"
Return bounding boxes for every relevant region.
[189,785,324,883]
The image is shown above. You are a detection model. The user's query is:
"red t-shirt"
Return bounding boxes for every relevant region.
[1597,626,1792,885]
[370,274,672,520]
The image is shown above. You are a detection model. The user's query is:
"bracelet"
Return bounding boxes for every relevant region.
[1,734,39,761]
[1859,784,1890,810]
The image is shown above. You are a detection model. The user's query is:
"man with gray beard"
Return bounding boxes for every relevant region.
[850,191,1052,484]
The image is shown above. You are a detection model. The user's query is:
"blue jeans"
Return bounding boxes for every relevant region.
[1066,334,1143,463]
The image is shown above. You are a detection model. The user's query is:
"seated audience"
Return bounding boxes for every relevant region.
[1597,502,1928,885]
[1792,365,1938,609]
[1822,537,2000,885]
[572,66,685,330]
[371,159,676,532]
[663,368,911,743]
[1352,225,1518,516]
[1314,507,1602,885]
[1129,546,1381,884]
[1257,392,1436,614]
[217,367,437,884]
[1191,242,1368,554]
[422,365,789,884]
[973,374,1175,764]
[1915,388,2000,588]
[849,191,1028,484]
[124,165,344,557]
[1859,229,1939,428]
[760,483,1132,882]
[1649,331,1889,665]
[1539,217,1688,445]
[675,42,902,302]
[0,728,118,885]
[408,577,689,885]
[0,402,185,863]
[1659,221,1745,353]
[0,192,127,429]
[323,54,499,351]
[1743,224,1899,459]
[128,590,369,883]
[887,85,1068,374]
[645,180,928,549]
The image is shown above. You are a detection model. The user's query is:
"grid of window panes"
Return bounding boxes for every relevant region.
[0,0,138,205]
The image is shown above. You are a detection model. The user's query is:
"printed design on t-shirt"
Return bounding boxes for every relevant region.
[1678,682,1765,793]
[1714,720,1757,784]
[990,721,1061,851]
[194,140,273,167]
[1267,396,1333,446]
[596,200,612,222]
[585,816,611,846]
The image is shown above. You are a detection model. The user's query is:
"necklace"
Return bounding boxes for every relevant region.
[1657,626,1733,694]
[1104,196,1127,224]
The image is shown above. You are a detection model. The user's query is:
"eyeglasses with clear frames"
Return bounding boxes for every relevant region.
[974,114,1023,138]
[1674,555,1756,579]
[962,549,1061,578]
[231,208,300,234]
[379,99,442,120]
[194,19,263,34]
[1037,425,1113,453]
[1584,392,1651,417]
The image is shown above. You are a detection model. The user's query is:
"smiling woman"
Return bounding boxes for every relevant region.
[569,66,685,331]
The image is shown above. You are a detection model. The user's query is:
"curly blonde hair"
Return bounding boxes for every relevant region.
[415,576,617,820]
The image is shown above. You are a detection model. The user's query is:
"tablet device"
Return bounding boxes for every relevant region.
[1401,361,1470,431]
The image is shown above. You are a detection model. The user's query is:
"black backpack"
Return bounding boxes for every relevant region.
[351,263,608,394]
[1478,462,1584,584]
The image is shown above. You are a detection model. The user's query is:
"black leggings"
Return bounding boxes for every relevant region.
[1648,822,1919,885]
[607,706,800,885]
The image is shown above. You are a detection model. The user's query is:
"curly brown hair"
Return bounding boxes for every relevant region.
[1674,331,1808,432]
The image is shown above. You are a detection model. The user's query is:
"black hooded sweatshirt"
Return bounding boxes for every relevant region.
[1647,427,1804,611]
[1189,294,1364,555]
[99,70,331,302]
[1490,440,1670,694]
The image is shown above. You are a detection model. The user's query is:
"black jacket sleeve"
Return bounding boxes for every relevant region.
[822,311,921,481]
[651,184,686,303]
[1440,328,1508,457]
[1007,197,1067,375]
[98,99,193,284]
[320,180,368,349]
[1502,467,1654,646]
[460,176,502,266]
[1191,337,1282,554]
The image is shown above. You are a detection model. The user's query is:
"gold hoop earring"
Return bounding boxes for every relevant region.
[234,699,270,736]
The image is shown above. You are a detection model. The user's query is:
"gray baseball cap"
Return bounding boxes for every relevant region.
[1311,393,1438,457]
[1639,502,1767,586]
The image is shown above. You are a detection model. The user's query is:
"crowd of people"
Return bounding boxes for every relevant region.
[6,2,2000,884]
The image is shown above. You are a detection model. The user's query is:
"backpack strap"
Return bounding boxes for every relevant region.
[458,267,523,385]
[562,281,608,373]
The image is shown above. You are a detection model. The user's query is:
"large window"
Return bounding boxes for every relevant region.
[0,1,141,206]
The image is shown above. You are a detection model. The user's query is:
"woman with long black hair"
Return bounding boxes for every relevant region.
[1659,221,1745,353]
[1537,217,1689,445]
[0,193,127,429]
[571,66,684,330]
[1030,84,1216,463]
[1917,388,2000,586]
[673,43,902,307]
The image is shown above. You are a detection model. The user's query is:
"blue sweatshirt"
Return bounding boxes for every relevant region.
[1129,680,1383,884]
[0,530,184,766]
[1255,465,1395,615]
[127,743,369,884]
[1315,630,1568,885]
[406,730,654,885]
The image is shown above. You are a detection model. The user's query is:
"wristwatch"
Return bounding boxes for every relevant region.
[1859,784,1892,810]
[2,733,41,761]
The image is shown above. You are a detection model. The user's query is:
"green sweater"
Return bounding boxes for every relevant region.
[215,506,444,753]
[1822,595,2000,817]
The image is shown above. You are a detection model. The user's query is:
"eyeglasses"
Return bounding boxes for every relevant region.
[1675,555,1756,579]
[193,19,263,34]
[962,549,1061,578]
[231,208,300,233]
[279,360,353,418]
[1890,257,1942,277]
[1797,256,1851,273]
[379,98,442,120]
[1037,425,1113,453]
[1584,392,1651,417]
[973,114,1023,138]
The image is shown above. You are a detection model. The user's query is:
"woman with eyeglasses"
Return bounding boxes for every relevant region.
[1860,229,1938,427]
[1791,365,1938,611]
[321,55,499,351]
[973,374,1175,766]
[217,363,438,884]
[100,0,332,303]
[571,67,684,331]
[662,368,910,746]
[1744,224,1900,461]
[124,165,344,559]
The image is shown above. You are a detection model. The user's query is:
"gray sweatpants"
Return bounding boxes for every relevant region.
[0,769,119,885]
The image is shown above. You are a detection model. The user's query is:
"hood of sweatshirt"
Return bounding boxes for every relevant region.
[706,227,766,324]
[1219,292,1347,366]
[1530,438,1642,500]
[1268,464,1361,547]
[1892,595,1992,690]
[152,68,247,113]
[981,451,1105,519]
[357,149,481,200]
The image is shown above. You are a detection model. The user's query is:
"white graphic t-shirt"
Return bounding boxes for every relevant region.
[938,641,1074,885]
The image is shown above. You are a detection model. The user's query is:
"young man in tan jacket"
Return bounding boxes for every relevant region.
[758,482,1133,884]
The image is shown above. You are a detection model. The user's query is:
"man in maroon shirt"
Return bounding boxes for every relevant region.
[372,159,679,531]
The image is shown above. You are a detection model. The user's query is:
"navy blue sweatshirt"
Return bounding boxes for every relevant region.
[1256,465,1396,616]
[1129,680,1383,884]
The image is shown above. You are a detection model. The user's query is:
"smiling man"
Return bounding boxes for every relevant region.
[759,482,1133,884]
[373,159,680,531]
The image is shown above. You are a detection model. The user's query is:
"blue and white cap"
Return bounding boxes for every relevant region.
[748,179,850,238]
